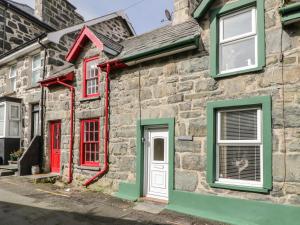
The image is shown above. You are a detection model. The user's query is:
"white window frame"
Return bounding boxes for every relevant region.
[31,53,42,85]
[219,7,258,74]
[7,102,21,138]
[9,65,17,91]
[215,107,263,188]
[0,103,6,138]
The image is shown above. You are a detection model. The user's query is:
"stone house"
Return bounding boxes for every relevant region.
[0,0,134,167]
[39,0,300,224]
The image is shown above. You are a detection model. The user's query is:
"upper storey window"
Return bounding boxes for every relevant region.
[32,53,43,86]
[9,65,17,91]
[210,0,265,78]
[83,56,100,98]
[219,8,257,74]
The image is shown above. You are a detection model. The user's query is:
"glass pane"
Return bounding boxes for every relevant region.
[220,109,258,140]
[10,65,17,78]
[32,54,41,69]
[32,70,41,84]
[220,37,256,72]
[0,121,4,136]
[0,105,5,120]
[11,105,19,119]
[153,138,164,161]
[87,61,98,79]
[222,9,253,40]
[11,78,16,91]
[33,112,39,136]
[219,145,261,181]
[9,121,19,136]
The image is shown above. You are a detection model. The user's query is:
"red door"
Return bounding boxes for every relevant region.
[50,121,61,173]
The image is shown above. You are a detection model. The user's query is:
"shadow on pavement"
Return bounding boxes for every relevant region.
[0,201,166,225]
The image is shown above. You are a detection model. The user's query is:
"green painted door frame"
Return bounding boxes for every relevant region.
[116,118,175,201]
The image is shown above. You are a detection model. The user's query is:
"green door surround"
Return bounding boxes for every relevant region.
[115,118,300,225]
[115,118,175,201]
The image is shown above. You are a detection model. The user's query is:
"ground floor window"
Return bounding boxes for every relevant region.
[80,118,100,166]
[31,104,40,139]
[206,96,272,192]
[0,101,21,138]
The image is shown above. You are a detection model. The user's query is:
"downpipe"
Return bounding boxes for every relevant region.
[57,80,74,184]
[83,63,111,187]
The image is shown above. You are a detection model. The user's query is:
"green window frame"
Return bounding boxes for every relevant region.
[210,0,265,78]
[206,96,272,193]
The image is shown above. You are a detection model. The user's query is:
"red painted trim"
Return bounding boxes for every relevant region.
[80,118,101,167]
[83,63,110,187]
[83,56,100,98]
[40,72,74,88]
[66,26,104,63]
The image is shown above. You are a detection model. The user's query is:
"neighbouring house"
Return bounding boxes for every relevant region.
[38,0,300,225]
[0,0,134,168]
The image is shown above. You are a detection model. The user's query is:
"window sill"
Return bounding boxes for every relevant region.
[75,165,101,171]
[80,96,101,103]
[210,182,269,193]
[26,84,40,90]
[5,91,16,96]
[212,66,264,79]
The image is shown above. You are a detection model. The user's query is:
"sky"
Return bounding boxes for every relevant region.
[13,0,174,34]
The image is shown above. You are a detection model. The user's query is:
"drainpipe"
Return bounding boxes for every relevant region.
[38,37,48,170]
[83,63,110,187]
[57,80,74,184]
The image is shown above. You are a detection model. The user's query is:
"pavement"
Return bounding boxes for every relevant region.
[0,176,227,225]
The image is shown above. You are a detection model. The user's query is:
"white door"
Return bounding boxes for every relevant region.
[144,128,169,200]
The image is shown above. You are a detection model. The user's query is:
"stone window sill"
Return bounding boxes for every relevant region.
[75,165,101,171]
[79,96,101,102]
[26,85,40,90]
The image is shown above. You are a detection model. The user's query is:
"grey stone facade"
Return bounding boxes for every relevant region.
[42,0,300,209]
[34,0,84,30]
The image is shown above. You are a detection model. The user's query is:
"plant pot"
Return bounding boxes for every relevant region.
[8,160,18,165]
[32,165,40,175]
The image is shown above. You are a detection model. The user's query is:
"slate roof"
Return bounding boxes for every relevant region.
[6,0,35,16]
[89,27,123,54]
[115,19,200,60]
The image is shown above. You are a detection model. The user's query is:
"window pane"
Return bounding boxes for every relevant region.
[9,121,19,136]
[220,37,256,72]
[219,145,260,181]
[33,112,39,136]
[10,65,17,78]
[153,138,164,161]
[32,70,41,84]
[11,105,19,119]
[32,54,41,69]
[220,109,258,140]
[0,105,5,120]
[11,78,16,91]
[0,121,4,136]
[223,9,253,40]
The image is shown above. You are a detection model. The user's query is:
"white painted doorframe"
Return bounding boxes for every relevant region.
[144,127,169,200]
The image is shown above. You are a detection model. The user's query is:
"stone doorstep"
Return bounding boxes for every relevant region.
[133,199,167,214]
[22,173,60,184]
[0,169,15,176]
[0,164,18,172]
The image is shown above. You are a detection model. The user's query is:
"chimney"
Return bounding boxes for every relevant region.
[173,0,200,25]
[35,0,84,30]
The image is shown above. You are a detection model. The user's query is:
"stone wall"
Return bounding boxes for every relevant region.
[35,0,84,30]
[51,0,300,206]
[0,5,48,54]
[173,0,201,25]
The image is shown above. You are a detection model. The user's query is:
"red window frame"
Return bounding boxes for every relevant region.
[83,56,100,98]
[80,118,100,167]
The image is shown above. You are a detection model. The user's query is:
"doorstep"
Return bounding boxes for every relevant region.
[22,173,60,184]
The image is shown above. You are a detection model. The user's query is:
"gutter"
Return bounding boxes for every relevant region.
[279,3,300,25]
[0,36,49,65]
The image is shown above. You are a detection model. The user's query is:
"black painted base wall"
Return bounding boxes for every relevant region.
[0,138,20,165]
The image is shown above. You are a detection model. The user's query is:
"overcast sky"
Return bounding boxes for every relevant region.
[13,0,174,34]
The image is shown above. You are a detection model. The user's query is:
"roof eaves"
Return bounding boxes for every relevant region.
[279,3,300,25]
[0,0,55,31]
